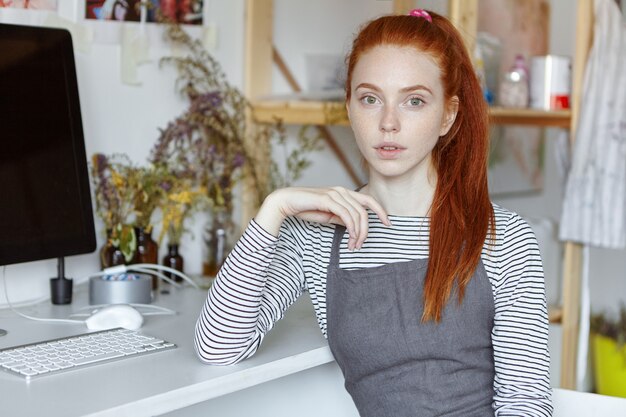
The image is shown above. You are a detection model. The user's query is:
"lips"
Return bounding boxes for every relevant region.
[374,142,406,150]
[374,142,406,159]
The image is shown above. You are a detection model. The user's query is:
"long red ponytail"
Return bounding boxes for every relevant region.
[346,11,494,322]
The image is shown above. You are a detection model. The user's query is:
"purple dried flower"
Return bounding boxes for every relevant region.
[189,91,223,114]
[233,153,245,168]
[160,181,172,192]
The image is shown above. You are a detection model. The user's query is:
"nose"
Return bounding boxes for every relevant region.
[379,106,400,133]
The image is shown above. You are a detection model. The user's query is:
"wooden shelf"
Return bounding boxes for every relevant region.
[252,100,349,126]
[489,107,571,128]
[548,305,563,324]
[252,100,571,128]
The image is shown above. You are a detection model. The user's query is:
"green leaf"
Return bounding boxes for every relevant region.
[119,225,137,263]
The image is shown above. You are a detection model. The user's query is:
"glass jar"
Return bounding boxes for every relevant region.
[100,229,125,269]
[202,209,234,279]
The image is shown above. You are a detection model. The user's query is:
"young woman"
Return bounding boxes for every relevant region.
[194,9,553,416]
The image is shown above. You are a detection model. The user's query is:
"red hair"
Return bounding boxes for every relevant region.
[346,12,494,322]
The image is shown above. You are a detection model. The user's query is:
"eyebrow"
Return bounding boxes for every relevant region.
[355,82,434,95]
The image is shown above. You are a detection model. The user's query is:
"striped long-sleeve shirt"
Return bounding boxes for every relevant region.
[194,203,553,416]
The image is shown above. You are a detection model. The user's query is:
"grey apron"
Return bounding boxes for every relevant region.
[327,225,496,417]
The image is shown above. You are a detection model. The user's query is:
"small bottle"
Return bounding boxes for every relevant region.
[474,44,493,104]
[134,227,159,289]
[202,209,232,278]
[163,244,184,283]
[499,54,529,108]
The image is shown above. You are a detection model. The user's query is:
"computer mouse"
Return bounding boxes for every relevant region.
[85,304,144,331]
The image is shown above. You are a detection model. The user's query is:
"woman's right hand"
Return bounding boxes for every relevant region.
[254,187,391,251]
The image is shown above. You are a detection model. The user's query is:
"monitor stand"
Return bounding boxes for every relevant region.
[1,265,7,335]
[50,257,73,305]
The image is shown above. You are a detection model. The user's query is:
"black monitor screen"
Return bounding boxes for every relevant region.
[0,24,96,266]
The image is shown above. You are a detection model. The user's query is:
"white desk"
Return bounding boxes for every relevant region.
[2,285,626,417]
[0,284,347,417]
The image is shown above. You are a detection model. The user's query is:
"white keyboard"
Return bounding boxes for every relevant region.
[0,328,176,380]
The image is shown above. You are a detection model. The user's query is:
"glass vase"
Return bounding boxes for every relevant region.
[163,243,184,283]
[133,226,159,289]
[100,229,125,269]
[202,209,234,281]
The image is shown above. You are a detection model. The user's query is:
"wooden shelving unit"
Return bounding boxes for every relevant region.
[252,99,572,128]
[433,0,593,390]
[244,0,593,390]
[252,100,349,126]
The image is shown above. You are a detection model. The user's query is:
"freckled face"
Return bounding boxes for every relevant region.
[347,45,457,182]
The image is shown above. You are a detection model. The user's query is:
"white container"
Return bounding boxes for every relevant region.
[530,55,572,110]
[89,274,152,305]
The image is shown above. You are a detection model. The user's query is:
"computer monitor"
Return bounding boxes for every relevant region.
[0,24,97,308]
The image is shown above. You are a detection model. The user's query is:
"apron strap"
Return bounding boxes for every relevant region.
[328,184,364,269]
[329,225,346,269]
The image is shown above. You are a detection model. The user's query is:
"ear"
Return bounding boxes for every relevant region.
[439,96,459,136]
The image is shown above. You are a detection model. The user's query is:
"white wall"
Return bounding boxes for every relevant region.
[0,0,396,304]
[0,0,246,304]
[1,0,624,391]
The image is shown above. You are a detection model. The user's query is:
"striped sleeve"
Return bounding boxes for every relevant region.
[492,213,553,416]
[193,218,306,365]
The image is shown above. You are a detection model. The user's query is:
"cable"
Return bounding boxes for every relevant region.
[128,267,182,288]
[129,263,200,289]
[104,263,200,289]
[130,303,177,315]
[1,263,194,325]
[70,303,178,317]
[2,266,85,325]
[84,266,183,288]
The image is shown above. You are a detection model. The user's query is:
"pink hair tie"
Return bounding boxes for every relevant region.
[408,9,432,23]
